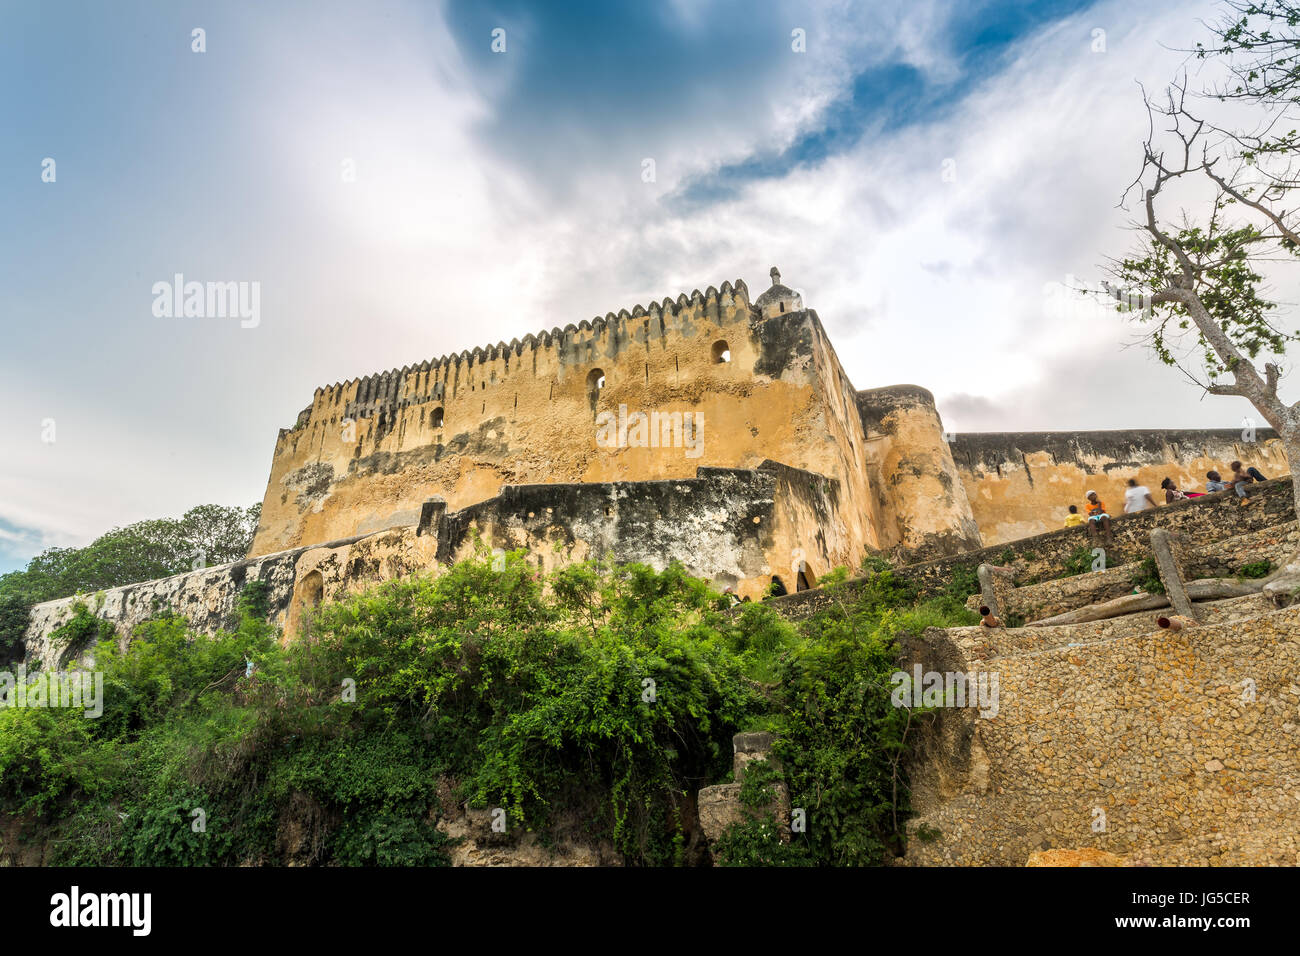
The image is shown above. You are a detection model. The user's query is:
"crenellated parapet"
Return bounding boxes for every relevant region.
[295,279,753,430]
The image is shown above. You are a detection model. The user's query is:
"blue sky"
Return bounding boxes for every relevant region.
[0,0,1283,573]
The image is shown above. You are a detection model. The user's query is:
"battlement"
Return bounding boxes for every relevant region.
[295,278,753,430]
[249,267,962,564]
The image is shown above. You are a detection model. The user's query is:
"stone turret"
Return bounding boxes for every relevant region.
[755,266,803,319]
[857,384,983,560]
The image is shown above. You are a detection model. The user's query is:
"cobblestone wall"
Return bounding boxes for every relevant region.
[899,606,1300,866]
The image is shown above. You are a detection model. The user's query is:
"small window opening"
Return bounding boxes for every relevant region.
[431,407,444,428]
[587,368,606,406]
[711,340,731,364]
[301,571,324,608]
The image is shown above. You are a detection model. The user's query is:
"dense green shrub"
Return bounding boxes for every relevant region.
[2,551,975,867]
[1239,559,1273,579]
[1132,557,1166,595]
[43,601,117,668]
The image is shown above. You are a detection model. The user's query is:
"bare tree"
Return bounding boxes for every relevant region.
[1114,55,1300,601]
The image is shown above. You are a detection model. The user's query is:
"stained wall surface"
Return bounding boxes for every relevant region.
[858,386,983,560]
[247,274,986,574]
[248,281,891,559]
[949,430,1289,545]
[22,463,842,659]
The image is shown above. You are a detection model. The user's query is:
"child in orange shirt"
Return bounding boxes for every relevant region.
[1085,490,1113,546]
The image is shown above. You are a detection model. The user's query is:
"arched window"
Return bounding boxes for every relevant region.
[587,368,606,402]
[793,552,816,591]
[286,569,325,644]
[711,340,731,364]
[431,407,444,428]
[299,570,323,609]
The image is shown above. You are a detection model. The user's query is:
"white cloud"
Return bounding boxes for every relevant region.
[6,0,1294,568]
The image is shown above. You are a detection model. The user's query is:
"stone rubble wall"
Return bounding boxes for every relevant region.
[968,522,1299,623]
[768,476,1296,623]
[899,606,1300,866]
[946,594,1276,662]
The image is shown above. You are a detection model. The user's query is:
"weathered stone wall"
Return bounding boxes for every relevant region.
[858,385,983,561]
[900,605,1300,866]
[440,462,838,601]
[22,527,441,668]
[901,476,1297,596]
[966,522,1299,623]
[23,546,302,668]
[23,463,838,661]
[248,278,903,565]
[765,477,1297,621]
[950,428,1289,545]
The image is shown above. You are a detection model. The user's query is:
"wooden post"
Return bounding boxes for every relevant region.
[1151,528,1200,622]
[977,563,1003,618]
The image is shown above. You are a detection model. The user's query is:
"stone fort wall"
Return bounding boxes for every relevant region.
[24,462,841,661]
[767,476,1298,620]
[949,428,1289,545]
[899,605,1300,865]
[247,275,982,572]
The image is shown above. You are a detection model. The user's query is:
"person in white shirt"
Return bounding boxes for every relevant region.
[1124,478,1156,513]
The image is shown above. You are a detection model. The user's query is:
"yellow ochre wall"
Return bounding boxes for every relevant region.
[950,430,1290,545]
[247,277,937,570]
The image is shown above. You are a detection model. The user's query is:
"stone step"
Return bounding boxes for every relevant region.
[967,559,1151,623]
[946,593,1275,662]
[974,521,1296,625]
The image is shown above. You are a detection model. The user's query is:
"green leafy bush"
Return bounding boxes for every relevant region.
[3,550,975,867]
[1239,559,1273,579]
[1132,557,1166,595]
[1062,546,1097,577]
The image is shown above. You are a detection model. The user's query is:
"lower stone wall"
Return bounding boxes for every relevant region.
[22,527,438,668]
[443,461,838,601]
[728,476,1295,622]
[900,605,1300,866]
[969,522,1300,622]
[902,476,1296,596]
[22,461,839,663]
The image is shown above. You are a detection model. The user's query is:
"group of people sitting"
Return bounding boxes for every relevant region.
[1063,461,1268,545]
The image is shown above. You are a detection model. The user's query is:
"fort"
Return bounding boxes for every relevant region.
[21,268,1289,653]
[13,267,1300,867]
